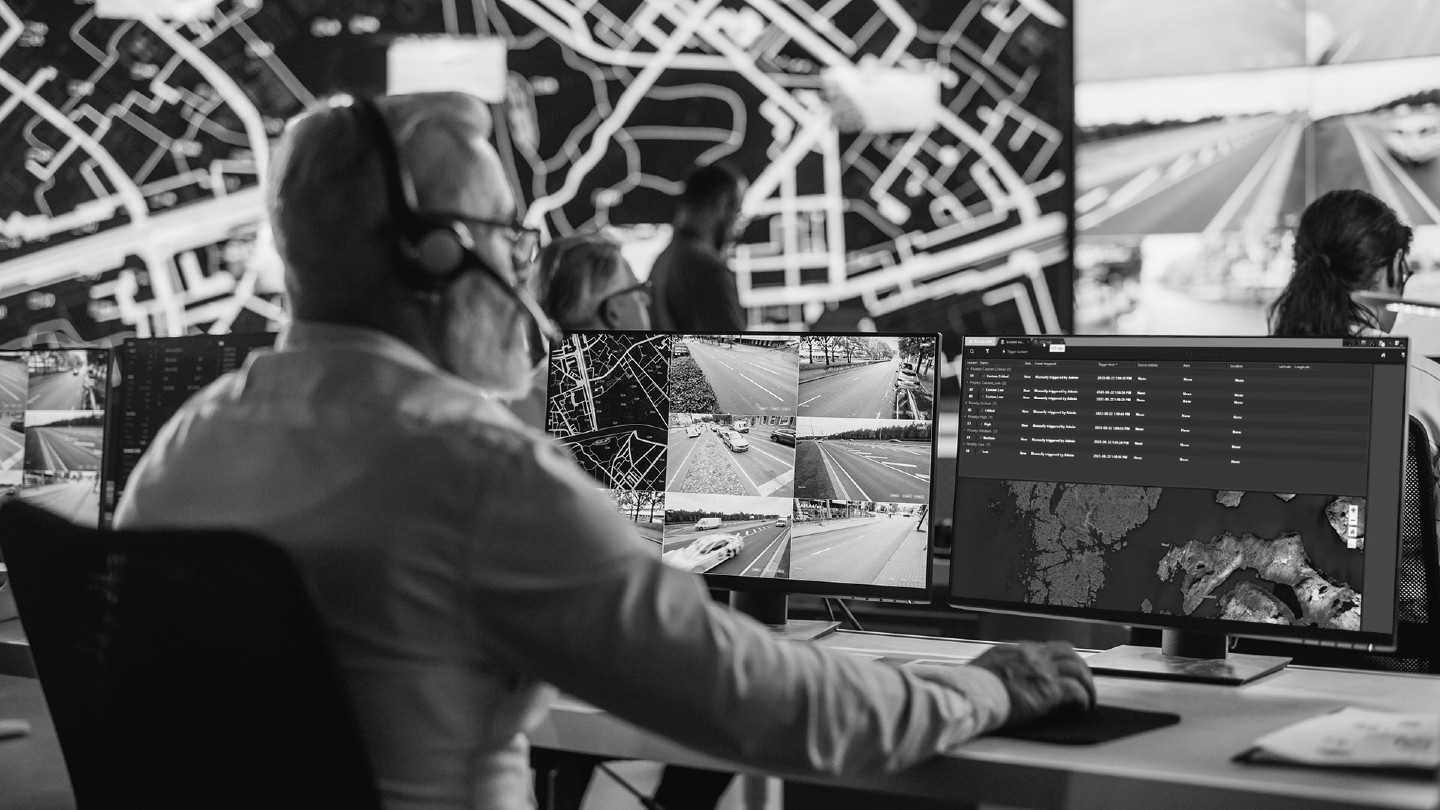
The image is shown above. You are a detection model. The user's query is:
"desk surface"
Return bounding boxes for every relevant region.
[531,630,1440,810]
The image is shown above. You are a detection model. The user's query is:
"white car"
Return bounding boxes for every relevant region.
[893,361,920,389]
[685,425,701,438]
[721,430,750,452]
[1385,109,1440,164]
[774,516,788,527]
[662,533,745,573]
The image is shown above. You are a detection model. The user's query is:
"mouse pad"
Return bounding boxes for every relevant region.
[991,704,1181,745]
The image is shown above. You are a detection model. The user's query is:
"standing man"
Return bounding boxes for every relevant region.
[649,162,748,332]
[117,92,1094,810]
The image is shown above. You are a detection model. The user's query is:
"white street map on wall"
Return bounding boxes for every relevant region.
[0,0,1071,347]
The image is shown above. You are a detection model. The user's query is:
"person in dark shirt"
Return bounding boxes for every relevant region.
[649,162,748,332]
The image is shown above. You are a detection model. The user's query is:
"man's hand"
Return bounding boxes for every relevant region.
[970,641,1096,726]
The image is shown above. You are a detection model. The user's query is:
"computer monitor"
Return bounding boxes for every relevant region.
[1353,291,1440,361]
[0,348,112,528]
[950,335,1410,683]
[105,333,278,518]
[546,331,942,632]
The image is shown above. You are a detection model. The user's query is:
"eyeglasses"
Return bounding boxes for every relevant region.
[1389,251,1415,291]
[434,211,543,280]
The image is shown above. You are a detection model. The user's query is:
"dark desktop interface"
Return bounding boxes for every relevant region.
[545,331,940,597]
[951,335,1410,649]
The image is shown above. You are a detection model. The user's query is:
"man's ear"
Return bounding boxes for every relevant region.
[597,295,620,330]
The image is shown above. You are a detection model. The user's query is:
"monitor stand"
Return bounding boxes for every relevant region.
[730,592,838,641]
[1084,629,1290,685]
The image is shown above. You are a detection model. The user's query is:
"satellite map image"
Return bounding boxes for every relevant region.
[956,479,1367,629]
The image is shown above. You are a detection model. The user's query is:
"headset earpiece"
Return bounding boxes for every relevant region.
[351,95,472,292]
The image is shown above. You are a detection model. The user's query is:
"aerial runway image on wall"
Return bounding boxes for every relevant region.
[1075,0,1440,336]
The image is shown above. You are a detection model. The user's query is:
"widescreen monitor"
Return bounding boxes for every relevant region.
[0,348,112,528]
[950,335,1410,679]
[545,331,942,615]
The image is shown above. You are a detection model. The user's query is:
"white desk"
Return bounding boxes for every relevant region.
[530,631,1440,810]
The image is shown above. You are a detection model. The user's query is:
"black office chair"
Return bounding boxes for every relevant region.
[0,500,383,810]
[1234,415,1440,673]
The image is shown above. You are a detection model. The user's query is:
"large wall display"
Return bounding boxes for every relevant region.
[0,0,1073,352]
[1076,0,1440,336]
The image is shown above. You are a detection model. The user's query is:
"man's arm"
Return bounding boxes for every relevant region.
[464,440,1091,777]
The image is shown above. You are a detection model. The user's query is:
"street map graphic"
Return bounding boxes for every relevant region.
[0,0,1071,348]
[547,332,669,491]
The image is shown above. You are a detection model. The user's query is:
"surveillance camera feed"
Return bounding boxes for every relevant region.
[0,350,110,527]
[547,332,938,596]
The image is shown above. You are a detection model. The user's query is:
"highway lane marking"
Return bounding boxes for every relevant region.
[667,431,707,488]
[1350,117,1440,225]
[757,469,795,497]
[823,444,873,500]
[1346,117,1410,217]
[798,394,821,407]
[724,446,763,494]
[737,372,785,401]
[1,450,19,469]
[882,462,918,468]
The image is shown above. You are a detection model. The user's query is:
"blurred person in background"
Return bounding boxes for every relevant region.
[649,162,749,333]
[507,230,651,429]
[1269,188,1440,620]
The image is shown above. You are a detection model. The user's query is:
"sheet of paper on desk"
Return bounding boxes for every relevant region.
[1246,708,1439,770]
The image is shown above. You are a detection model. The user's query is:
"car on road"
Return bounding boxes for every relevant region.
[774,516,788,527]
[662,533,744,573]
[694,517,723,530]
[721,430,750,452]
[893,361,920,390]
[1385,108,1440,164]
[770,427,796,446]
[733,419,749,433]
[685,425,701,438]
[888,438,901,443]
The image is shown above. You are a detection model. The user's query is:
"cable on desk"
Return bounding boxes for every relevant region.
[596,761,667,810]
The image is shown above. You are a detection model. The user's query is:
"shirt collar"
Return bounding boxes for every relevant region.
[277,320,439,376]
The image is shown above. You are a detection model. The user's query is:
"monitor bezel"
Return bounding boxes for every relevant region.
[946,334,1409,652]
[548,328,942,604]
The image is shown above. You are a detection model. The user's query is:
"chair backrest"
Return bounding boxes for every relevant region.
[0,500,383,810]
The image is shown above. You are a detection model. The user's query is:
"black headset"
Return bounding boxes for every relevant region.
[349,95,472,293]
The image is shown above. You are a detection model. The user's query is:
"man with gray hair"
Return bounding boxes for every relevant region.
[116,92,1094,810]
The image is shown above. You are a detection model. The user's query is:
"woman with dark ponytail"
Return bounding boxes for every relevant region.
[1269,188,1413,336]
[1272,189,1439,621]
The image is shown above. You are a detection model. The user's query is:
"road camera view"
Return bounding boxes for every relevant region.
[662,493,792,577]
[953,480,1366,630]
[794,417,933,504]
[668,336,799,415]
[547,333,670,492]
[666,413,795,498]
[25,351,107,411]
[790,500,929,588]
[798,336,936,419]
[550,331,937,587]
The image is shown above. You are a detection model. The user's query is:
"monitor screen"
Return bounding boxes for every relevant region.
[949,334,1410,651]
[106,333,278,518]
[546,331,941,601]
[0,349,112,528]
